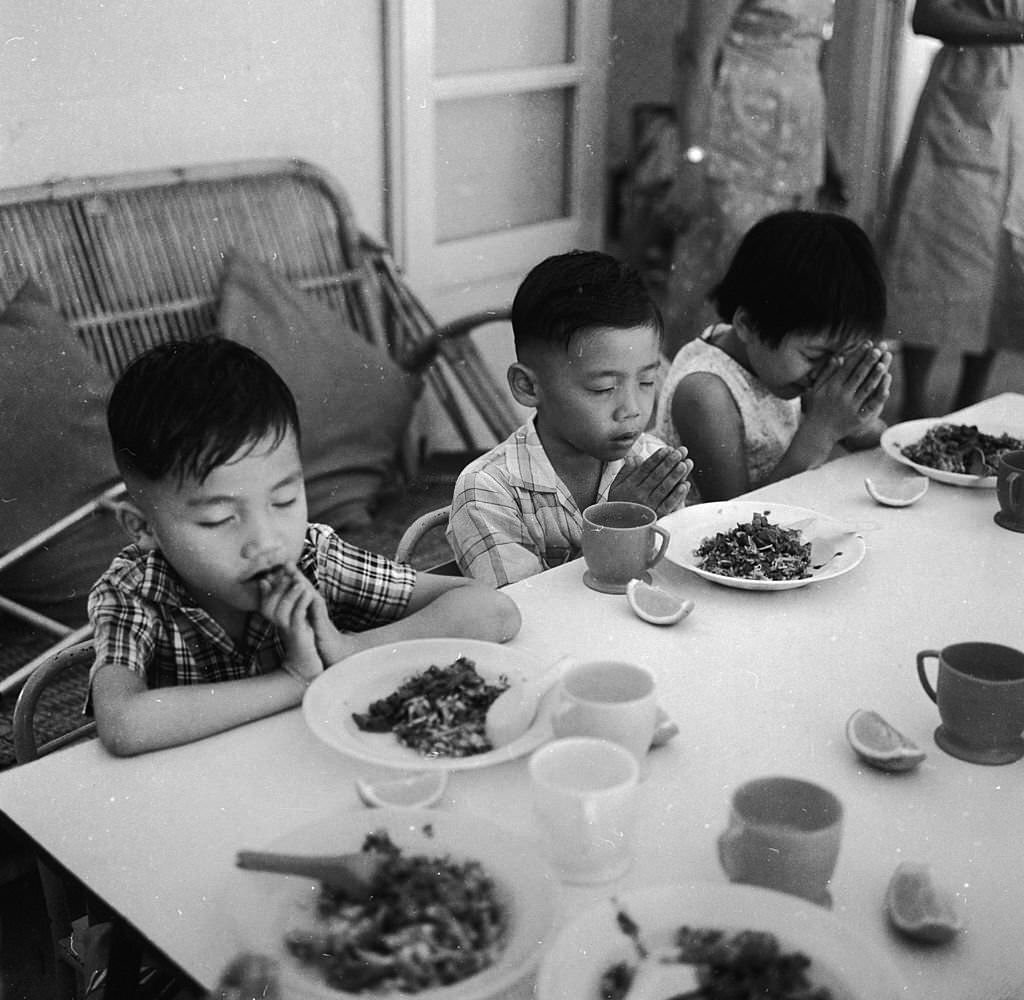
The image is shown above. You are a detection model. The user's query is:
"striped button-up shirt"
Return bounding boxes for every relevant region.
[88,522,415,689]
[446,419,667,587]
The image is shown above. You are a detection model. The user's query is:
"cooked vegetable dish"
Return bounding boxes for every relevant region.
[901,423,1024,476]
[695,512,811,581]
[286,829,508,993]
[601,910,833,1000]
[352,656,509,757]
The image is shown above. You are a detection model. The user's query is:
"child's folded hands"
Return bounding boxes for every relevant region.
[609,445,693,516]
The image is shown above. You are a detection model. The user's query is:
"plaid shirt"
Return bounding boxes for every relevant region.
[446,419,667,587]
[87,522,415,689]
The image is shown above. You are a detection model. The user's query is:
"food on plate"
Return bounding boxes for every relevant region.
[626,578,696,626]
[600,908,833,1000]
[285,829,509,992]
[694,512,811,581]
[884,861,963,945]
[845,709,926,773]
[900,423,1024,476]
[351,656,509,757]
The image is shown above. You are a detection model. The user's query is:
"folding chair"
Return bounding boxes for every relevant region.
[394,505,459,575]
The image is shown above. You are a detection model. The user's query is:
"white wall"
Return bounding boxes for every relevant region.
[0,0,387,236]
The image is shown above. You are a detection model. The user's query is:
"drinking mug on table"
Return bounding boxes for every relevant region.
[917,642,1024,765]
[529,736,640,884]
[995,450,1024,533]
[581,501,670,594]
[550,660,658,765]
[717,776,843,908]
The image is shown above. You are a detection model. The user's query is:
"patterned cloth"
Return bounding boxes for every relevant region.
[656,327,800,501]
[662,0,832,348]
[446,419,668,587]
[881,1,1024,353]
[87,522,415,690]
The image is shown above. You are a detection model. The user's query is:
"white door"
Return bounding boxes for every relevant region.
[385,0,611,316]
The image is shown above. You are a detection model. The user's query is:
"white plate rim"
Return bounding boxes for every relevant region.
[665,500,866,591]
[224,806,561,1000]
[303,638,557,770]
[880,417,1024,488]
[535,882,905,1000]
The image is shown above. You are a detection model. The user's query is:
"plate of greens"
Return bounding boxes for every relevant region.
[535,883,903,1000]
[303,638,558,770]
[665,501,866,592]
[227,807,560,1000]
[881,418,1024,487]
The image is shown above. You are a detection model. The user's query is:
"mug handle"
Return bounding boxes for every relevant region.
[646,524,671,569]
[916,649,940,703]
[716,825,744,880]
[1008,470,1023,509]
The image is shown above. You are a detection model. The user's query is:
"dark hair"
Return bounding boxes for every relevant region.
[711,211,887,347]
[107,337,301,484]
[511,250,662,356]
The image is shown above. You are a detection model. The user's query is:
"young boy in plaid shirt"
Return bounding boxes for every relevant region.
[88,337,520,756]
[447,250,693,586]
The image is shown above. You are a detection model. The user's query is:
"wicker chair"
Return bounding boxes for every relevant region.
[0,158,519,698]
[394,505,458,575]
[12,641,98,999]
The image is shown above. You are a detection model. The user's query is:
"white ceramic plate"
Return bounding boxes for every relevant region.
[666,501,866,591]
[225,807,561,1000]
[535,883,904,1000]
[304,638,558,770]
[881,417,1024,487]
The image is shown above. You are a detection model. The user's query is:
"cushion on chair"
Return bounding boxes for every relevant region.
[217,251,418,530]
[0,280,124,624]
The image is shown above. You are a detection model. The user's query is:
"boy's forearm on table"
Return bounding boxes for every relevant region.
[95,671,303,756]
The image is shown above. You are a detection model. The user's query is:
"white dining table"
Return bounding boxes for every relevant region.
[2,393,1023,1000]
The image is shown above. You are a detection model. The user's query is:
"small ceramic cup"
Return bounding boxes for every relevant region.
[550,660,658,766]
[529,736,640,884]
[717,776,843,908]
[917,641,1024,765]
[995,449,1024,532]
[581,501,670,594]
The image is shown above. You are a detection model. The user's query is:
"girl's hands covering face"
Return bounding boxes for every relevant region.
[805,341,893,439]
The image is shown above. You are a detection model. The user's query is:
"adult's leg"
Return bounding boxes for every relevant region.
[900,345,938,420]
[951,350,996,412]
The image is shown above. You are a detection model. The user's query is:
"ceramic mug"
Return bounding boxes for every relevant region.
[717,776,843,908]
[581,501,670,594]
[550,660,658,765]
[917,642,1024,765]
[529,736,640,884]
[995,450,1024,533]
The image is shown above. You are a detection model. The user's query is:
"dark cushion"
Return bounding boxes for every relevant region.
[0,281,124,625]
[217,252,418,530]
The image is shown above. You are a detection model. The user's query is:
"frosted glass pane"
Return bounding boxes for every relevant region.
[436,91,573,242]
[435,0,572,75]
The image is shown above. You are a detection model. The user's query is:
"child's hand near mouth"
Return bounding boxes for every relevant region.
[258,564,341,688]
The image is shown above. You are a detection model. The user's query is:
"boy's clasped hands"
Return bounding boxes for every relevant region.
[608,445,693,516]
[256,563,338,688]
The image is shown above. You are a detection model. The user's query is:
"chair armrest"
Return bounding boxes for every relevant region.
[399,307,511,375]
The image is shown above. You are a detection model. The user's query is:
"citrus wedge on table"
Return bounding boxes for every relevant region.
[626,579,695,626]
[846,709,926,772]
[864,475,929,507]
[885,861,963,944]
[355,770,448,808]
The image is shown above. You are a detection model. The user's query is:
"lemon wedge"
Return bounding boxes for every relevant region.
[626,579,695,626]
[885,861,963,944]
[845,708,926,772]
[355,770,448,809]
[864,475,929,507]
